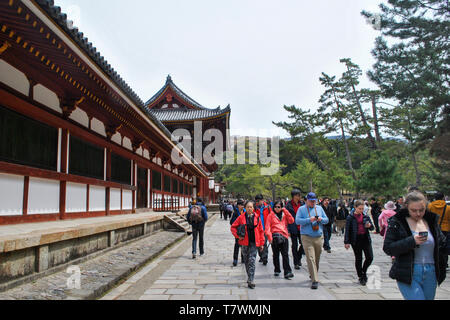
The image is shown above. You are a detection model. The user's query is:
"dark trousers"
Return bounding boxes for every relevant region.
[323,224,332,250]
[372,212,380,233]
[351,234,374,279]
[233,238,244,263]
[291,233,304,266]
[258,234,269,263]
[192,225,205,255]
[272,238,292,275]
[443,231,450,267]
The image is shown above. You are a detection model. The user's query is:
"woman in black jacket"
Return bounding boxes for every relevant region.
[344,200,375,286]
[383,191,447,300]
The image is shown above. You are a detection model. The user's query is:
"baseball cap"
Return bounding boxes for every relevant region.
[306,192,317,201]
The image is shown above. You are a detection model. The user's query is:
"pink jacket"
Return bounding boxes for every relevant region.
[378,209,397,238]
[265,208,295,244]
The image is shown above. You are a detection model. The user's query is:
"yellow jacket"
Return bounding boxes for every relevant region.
[428,200,449,232]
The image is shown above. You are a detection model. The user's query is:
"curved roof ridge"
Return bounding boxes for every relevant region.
[145,75,227,112]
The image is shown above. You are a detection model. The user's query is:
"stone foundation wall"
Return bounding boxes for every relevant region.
[0,218,166,287]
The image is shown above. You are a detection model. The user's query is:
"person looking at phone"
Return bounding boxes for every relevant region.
[344,200,375,286]
[383,191,448,300]
[295,192,329,289]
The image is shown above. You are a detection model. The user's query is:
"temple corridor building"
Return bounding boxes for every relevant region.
[0,0,230,225]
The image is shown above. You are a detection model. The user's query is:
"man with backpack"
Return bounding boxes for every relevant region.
[187,197,208,259]
[225,201,234,221]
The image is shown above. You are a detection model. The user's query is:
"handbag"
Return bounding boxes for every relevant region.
[273,233,287,245]
[237,224,246,238]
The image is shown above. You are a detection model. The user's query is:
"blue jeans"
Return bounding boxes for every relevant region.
[192,225,205,255]
[397,264,437,300]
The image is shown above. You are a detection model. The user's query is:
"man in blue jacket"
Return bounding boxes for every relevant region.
[187,197,208,259]
[296,192,329,289]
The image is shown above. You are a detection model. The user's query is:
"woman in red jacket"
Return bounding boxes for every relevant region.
[265,201,295,279]
[231,200,265,289]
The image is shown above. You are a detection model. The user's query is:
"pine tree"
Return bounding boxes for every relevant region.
[362,0,449,190]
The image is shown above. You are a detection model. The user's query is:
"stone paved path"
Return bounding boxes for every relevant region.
[102,213,450,300]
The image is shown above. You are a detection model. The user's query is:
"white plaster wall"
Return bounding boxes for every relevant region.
[122,137,132,151]
[33,84,60,113]
[69,108,89,128]
[90,186,105,212]
[110,188,121,211]
[111,132,121,145]
[143,149,150,160]
[0,174,24,216]
[91,118,106,137]
[66,183,86,213]
[123,190,132,210]
[28,178,59,214]
[0,59,29,96]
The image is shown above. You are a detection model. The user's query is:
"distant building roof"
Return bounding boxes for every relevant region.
[149,105,230,123]
[145,75,231,123]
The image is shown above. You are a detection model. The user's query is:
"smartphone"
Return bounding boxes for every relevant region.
[419,231,428,238]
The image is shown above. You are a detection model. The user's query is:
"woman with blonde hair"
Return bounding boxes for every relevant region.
[383,191,448,300]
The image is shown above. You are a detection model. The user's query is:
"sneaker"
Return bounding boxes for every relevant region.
[294,265,301,270]
[248,282,256,289]
[263,261,268,266]
[326,249,332,253]
[200,253,205,257]
[274,272,281,277]
[192,254,196,259]
[311,282,319,289]
[285,272,294,279]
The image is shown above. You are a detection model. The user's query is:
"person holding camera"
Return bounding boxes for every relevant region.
[344,200,375,286]
[296,192,329,289]
[230,200,265,289]
[383,191,448,300]
[265,201,295,279]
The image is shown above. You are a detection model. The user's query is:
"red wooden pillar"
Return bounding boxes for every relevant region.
[105,147,111,216]
[23,176,29,215]
[132,161,136,213]
[59,129,68,220]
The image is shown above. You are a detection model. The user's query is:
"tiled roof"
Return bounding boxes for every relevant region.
[34,0,209,176]
[145,75,209,110]
[36,0,145,108]
[149,105,231,122]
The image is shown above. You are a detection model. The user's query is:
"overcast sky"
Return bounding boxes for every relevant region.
[54,0,384,138]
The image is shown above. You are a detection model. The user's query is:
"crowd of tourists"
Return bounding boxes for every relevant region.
[203,189,449,300]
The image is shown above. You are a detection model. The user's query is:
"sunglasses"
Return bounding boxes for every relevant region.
[274,206,282,209]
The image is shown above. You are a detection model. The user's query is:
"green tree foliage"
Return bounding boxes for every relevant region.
[362,0,449,190]
[357,152,407,199]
